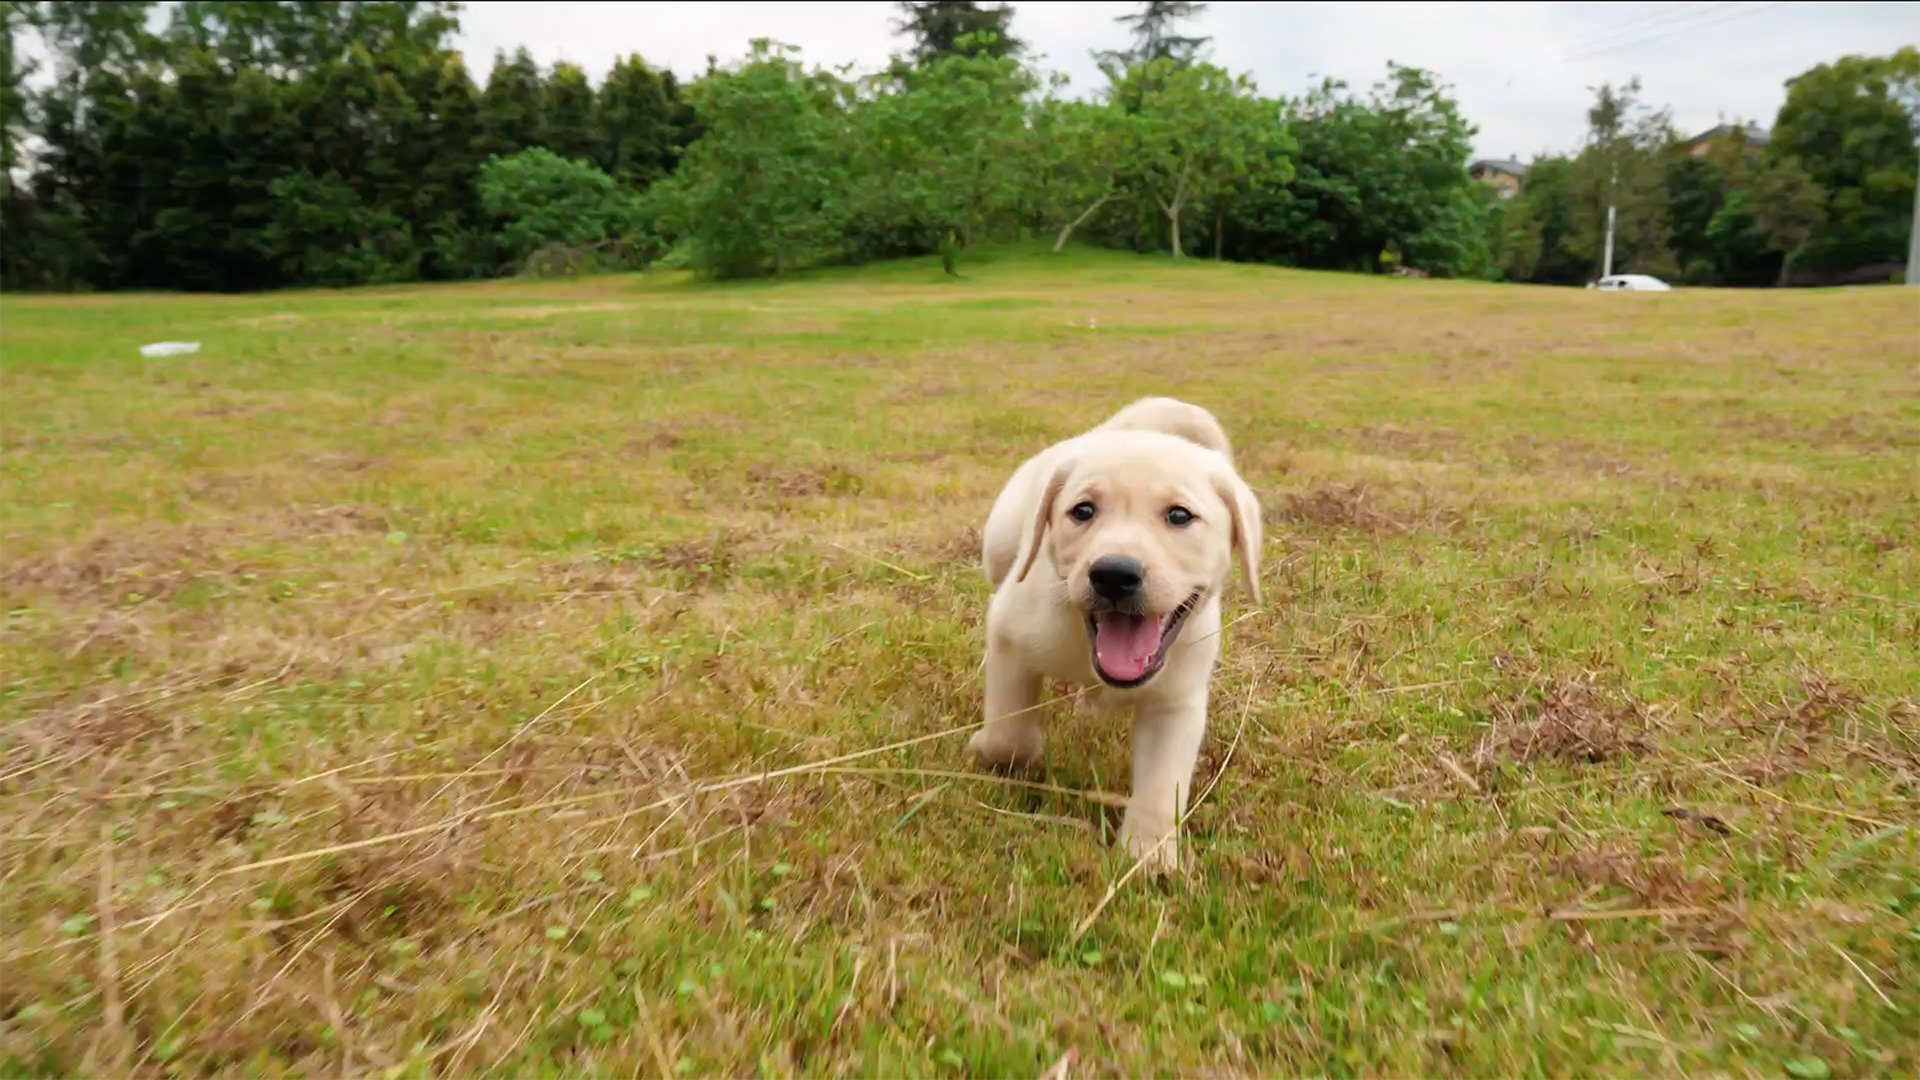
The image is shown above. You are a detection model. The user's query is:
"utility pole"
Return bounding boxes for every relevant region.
[1601,156,1619,282]
[1602,204,1616,279]
[1908,143,1919,285]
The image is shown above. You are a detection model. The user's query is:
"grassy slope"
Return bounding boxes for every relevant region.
[2,246,1917,1078]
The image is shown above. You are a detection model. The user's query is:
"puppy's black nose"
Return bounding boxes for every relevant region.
[1088,555,1145,601]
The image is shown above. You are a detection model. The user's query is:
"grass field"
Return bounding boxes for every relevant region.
[3,246,1917,1078]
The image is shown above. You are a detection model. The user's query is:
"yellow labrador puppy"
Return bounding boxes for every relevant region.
[973,398,1260,870]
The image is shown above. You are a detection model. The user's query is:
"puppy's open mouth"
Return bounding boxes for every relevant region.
[1085,592,1202,688]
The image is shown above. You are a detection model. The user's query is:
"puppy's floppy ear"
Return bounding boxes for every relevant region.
[1211,466,1264,606]
[1016,457,1075,584]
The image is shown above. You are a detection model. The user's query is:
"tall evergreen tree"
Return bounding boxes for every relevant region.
[478,47,546,160]
[0,1,30,188]
[408,50,490,276]
[544,60,597,165]
[1,0,40,287]
[598,53,678,185]
[27,1,159,287]
[892,2,1021,63]
[1095,1,1210,75]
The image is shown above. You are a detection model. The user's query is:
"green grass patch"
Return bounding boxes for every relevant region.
[3,248,1917,1076]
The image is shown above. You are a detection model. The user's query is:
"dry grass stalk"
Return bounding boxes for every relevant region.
[1475,678,1651,767]
[93,822,129,1075]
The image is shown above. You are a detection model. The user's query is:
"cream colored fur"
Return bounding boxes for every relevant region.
[972,397,1260,870]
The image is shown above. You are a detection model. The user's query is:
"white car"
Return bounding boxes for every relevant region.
[1589,274,1672,291]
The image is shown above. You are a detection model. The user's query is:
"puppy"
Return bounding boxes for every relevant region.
[973,398,1260,869]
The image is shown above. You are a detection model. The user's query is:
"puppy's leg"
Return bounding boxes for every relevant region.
[1119,694,1208,871]
[970,641,1044,770]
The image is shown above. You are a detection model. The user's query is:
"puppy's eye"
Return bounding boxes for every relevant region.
[1165,505,1195,527]
[1067,502,1097,523]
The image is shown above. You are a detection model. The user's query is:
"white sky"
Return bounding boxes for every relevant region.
[454,0,1920,160]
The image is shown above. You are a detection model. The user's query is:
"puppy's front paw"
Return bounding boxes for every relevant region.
[969,723,1043,771]
[1118,812,1180,874]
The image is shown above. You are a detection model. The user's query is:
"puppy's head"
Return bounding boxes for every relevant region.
[1016,431,1261,688]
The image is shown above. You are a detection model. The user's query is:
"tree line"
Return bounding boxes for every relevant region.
[1,1,1911,291]
[1494,50,1919,288]
[1,0,690,290]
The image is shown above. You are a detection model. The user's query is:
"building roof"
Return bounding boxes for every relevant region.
[1469,158,1528,177]
[1682,122,1770,149]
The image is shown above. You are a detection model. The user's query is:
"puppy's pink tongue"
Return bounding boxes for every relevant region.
[1094,613,1159,682]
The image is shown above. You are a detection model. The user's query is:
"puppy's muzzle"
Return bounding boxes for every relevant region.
[1087,554,1145,610]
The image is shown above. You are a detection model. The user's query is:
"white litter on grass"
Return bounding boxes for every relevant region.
[139,341,200,357]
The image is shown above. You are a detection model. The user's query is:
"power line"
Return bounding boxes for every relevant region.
[1448,1,1787,89]
[1447,2,1723,84]
[1560,2,1745,56]
[1562,2,1789,63]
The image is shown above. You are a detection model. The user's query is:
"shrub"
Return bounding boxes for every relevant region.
[478,148,650,273]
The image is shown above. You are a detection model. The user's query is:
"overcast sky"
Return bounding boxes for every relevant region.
[456,1,1919,160]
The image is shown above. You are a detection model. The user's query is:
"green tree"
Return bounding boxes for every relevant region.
[262,170,418,285]
[408,50,490,278]
[598,53,679,186]
[1228,64,1477,275]
[478,146,648,272]
[1663,154,1720,283]
[1566,79,1675,279]
[1114,59,1287,257]
[1,1,30,185]
[247,36,427,289]
[892,2,1021,63]
[1034,99,1139,251]
[478,47,545,159]
[1096,1,1209,74]
[1664,128,1774,285]
[1747,155,1827,285]
[1520,157,1586,285]
[1665,153,1728,284]
[1495,191,1543,280]
[846,44,1038,253]
[654,40,852,278]
[5,0,499,290]
[1769,47,1918,271]
[120,49,233,289]
[544,61,597,165]
[166,1,458,72]
[24,1,159,287]
[1,0,41,287]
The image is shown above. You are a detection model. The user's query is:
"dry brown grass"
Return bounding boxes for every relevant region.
[1278,481,1418,536]
[1476,677,1654,767]
[3,248,1917,1077]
